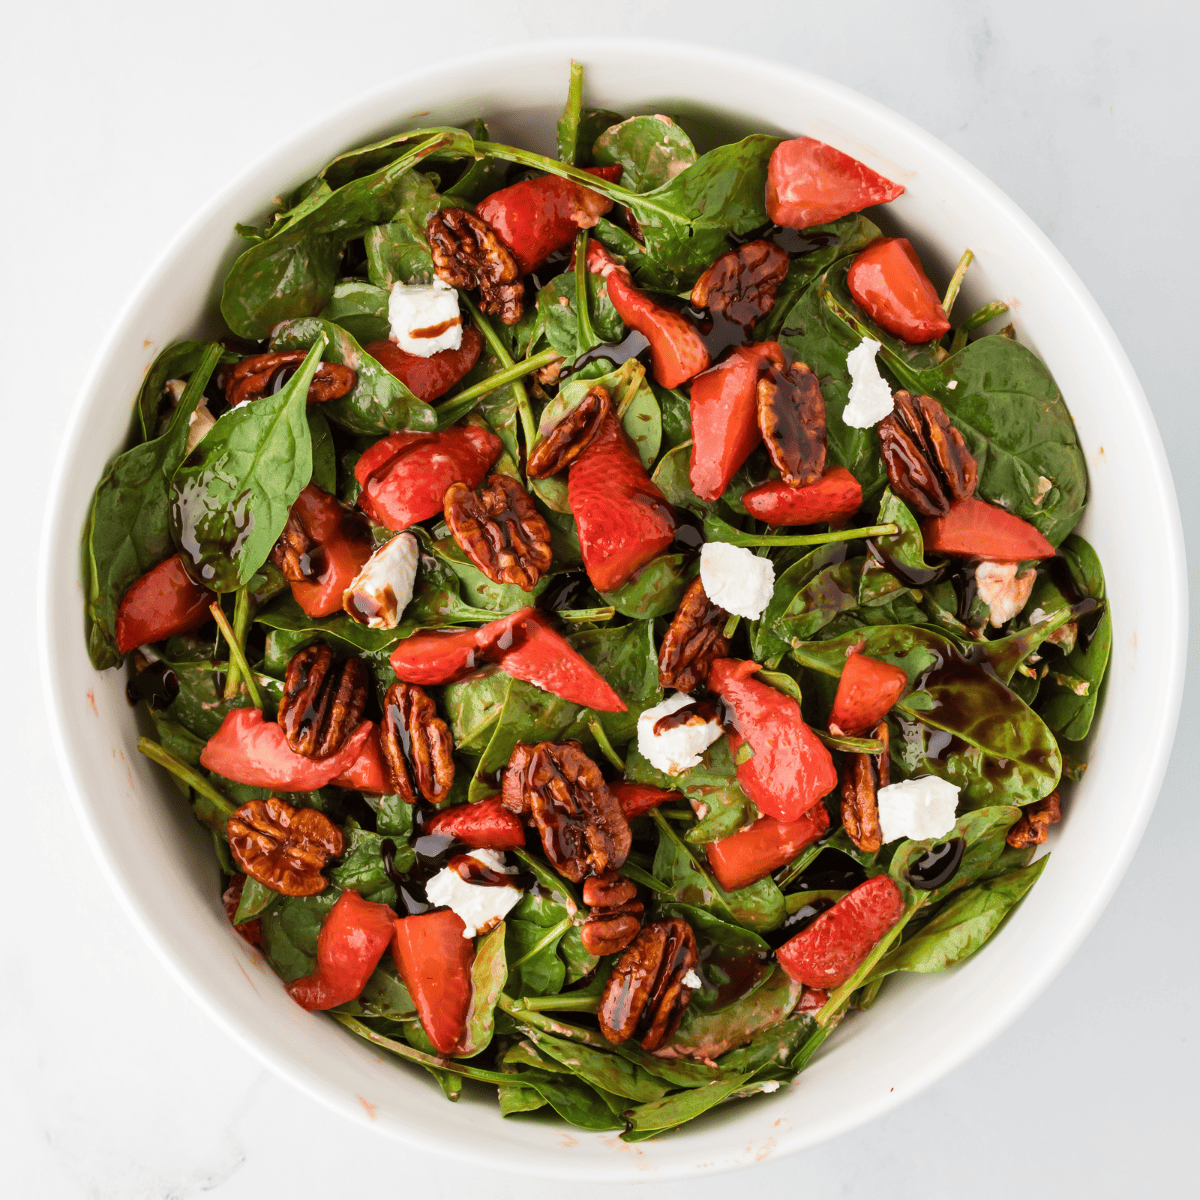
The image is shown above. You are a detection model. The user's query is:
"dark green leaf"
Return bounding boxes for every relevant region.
[592,115,697,193]
[259,891,338,982]
[601,553,693,619]
[321,279,391,345]
[455,923,507,1056]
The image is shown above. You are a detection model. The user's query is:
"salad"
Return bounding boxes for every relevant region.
[82,61,1111,1139]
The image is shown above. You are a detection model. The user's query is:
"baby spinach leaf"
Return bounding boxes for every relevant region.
[601,553,693,619]
[715,1012,813,1076]
[441,667,512,753]
[455,923,508,1057]
[623,1072,754,1137]
[569,619,660,747]
[255,594,403,662]
[429,536,550,612]
[751,542,851,664]
[592,115,697,193]
[321,279,391,345]
[498,1084,547,1116]
[535,270,625,361]
[272,316,436,435]
[221,133,465,339]
[628,136,782,292]
[136,339,231,442]
[524,1029,671,1103]
[329,819,408,903]
[233,876,276,924]
[259,891,339,982]
[505,915,569,997]
[510,1071,624,1131]
[83,342,222,667]
[307,408,337,494]
[355,962,416,1022]
[320,126,476,190]
[170,340,323,592]
[658,902,772,1013]
[791,625,1061,805]
[363,167,448,288]
[1035,535,1111,740]
[858,490,934,606]
[873,857,1047,978]
[442,119,510,203]
[772,556,863,648]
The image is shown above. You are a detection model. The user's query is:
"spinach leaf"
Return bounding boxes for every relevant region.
[506,1070,624,1131]
[221,132,468,339]
[505,913,568,997]
[307,408,337,494]
[320,126,477,190]
[136,339,231,441]
[455,923,507,1057]
[523,1029,671,1103]
[441,667,512,753]
[534,270,625,362]
[83,342,222,667]
[170,340,323,592]
[751,542,852,664]
[259,891,339,982]
[791,625,1061,805]
[355,962,416,1022]
[772,556,863,649]
[363,166,447,288]
[628,136,781,292]
[592,115,697,193]
[272,316,436,435]
[569,619,660,747]
[873,857,1047,978]
[321,279,391,345]
[622,1073,753,1137]
[1035,534,1111,739]
[601,553,692,619]
[233,876,276,924]
[430,536,550,612]
[858,490,934,606]
[329,819,409,903]
[658,902,773,1013]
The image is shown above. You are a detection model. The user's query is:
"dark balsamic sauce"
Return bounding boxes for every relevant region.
[767,898,836,948]
[382,827,459,916]
[126,661,179,711]
[903,837,966,890]
[671,511,706,554]
[866,537,942,589]
[560,329,651,380]
[653,698,720,735]
[779,848,868,892]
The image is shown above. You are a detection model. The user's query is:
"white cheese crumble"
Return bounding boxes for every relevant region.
[388,278,463,357]
[184,399,216,455]
[975,561,1036,628]
[842,338,895,428]
[342,533,418,629]
[424,849,523,938]
[759,1080,781,1093]
[876,776,961,844]
[699,542,775,620]
[683,969,702,989]
[637,692,724,776]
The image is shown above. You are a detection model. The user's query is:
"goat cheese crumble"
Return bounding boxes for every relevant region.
[388,278,463,357]
[699,542,775,620]
[424,849,523,938]
[975,560,1036,628]
[683,969,702,989]
[843,338,895,428]
[637,692,724,776]
[876,776,961,844]
[342,532,418,629]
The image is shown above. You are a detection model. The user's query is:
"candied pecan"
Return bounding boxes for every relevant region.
[501,741,631,882]
[1006,790,1062,849]
[526,386,612,479]
[757,358,826,487]
[226,796,343,896]
[380,681,455,805]
[598,918,699,1050]
[839,721,890,854]
[878,391,978,517]
[444,474,553,591]
[690,239,790,330]
[224,350,356,408]
[427,207,524,325]
[580,870,644,957]
[277,644,369,759]
[269,511,318,583]
[658,577,729,693]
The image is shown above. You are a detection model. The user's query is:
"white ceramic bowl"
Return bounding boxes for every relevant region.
[40,40,1187,1180]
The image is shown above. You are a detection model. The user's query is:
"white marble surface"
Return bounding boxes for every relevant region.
[5,2,1196,1196]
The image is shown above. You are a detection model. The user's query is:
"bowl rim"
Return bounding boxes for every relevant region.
[39,36,1189,1179]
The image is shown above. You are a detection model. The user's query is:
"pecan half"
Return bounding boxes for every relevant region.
[427,208,524,325]
[580,870,644,957]
[224,351,356,408]
[839,721,890,854]
[501,741,631,882]
[380,681,455,804]
[878,391,978,517]
[757,358,827,486]
[1006,790,1062,849]
[444,474,553,591]
[269,511,319,583]
[277,644,369,759]
[226,797,343,896]
[526,385,612,479]
[658,577,729,693]
[598,918,699,1050]
[690,239,790,330]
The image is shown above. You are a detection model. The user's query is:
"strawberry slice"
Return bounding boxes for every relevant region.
[706,805,830,892]
[391,910,475,1055]
[365,325,483,402]
[846,238,950,344]
[766,137,904,229]
[286,485,375,619]
[567,413,676,593]
[115,553,214,654]
[741,467,863,526]
[828,649,908,736]
[423,797,526,850]
[776,875,905,988]
[922,496,1056,562]
[609,782,681,822]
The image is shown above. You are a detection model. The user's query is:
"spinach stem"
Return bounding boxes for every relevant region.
[715,522,899,549]
[588,718,625,771]
[508,916,573,970]
[136,738,236,819]
[512,848,581,913]
[518,992,601,1013]
[814,730,885,754]
[559,60,584,164]
[460,296,539,454]
[498,994,611,1048]
[941,249,974,315]
[434,347,557,428]
[222,587,254,701]
[209,602,264,710]
[574,230,598,355]
[614,361,648,419]
[619,861,671,893]
[722,613,740,639]
[650,808,727,896]
[949,327,969,356]
[961,299,1009,332]
[557,606,616,622]
[816,898,925,1026]
[333,1015,517,1085]
[856,977,886,1010]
